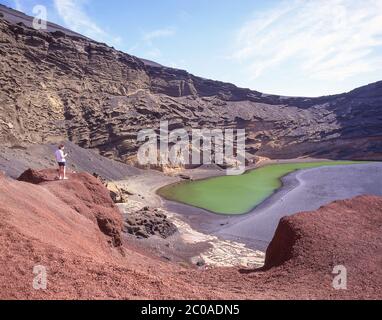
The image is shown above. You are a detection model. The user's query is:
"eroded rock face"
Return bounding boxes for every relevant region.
[0,9,381,162]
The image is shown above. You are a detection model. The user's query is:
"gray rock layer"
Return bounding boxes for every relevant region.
[1,8,381,162]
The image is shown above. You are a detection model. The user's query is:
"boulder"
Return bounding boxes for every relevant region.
[123,207,177,239]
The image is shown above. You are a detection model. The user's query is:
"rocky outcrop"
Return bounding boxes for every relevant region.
[17,169,124,247]
[17,168,52,184]
[105,181,131,203]
[0,169,227,299]
[263,195,382,273]
[0,8,381,163]
[123,206,178,239]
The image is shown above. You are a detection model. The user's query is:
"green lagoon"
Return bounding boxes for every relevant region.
[158,161,364,215]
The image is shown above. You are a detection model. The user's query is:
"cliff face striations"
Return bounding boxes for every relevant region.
[1,6,381,162]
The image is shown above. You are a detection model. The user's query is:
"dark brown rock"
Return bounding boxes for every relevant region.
[0,7,381,162]
[123,207,177,239]
[17,168,53,184]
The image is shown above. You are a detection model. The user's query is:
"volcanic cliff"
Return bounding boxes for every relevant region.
[1,5,382,163]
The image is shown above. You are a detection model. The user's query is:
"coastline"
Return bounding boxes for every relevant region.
[156,158,366,215]
[116,160,382,257]
[217,162,382,250]
[155,162,382,250]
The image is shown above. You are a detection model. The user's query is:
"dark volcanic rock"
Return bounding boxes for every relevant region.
[0,6,381,162]
[123,207,178,239]
[178,174,192,180]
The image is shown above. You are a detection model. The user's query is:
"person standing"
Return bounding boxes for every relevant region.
[55,144,68,180]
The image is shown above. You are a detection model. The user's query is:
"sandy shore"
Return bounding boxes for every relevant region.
[117,198,265,268]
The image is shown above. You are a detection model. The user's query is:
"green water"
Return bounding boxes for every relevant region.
[158,161,364,215]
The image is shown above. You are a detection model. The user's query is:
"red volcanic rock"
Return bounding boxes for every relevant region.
[17,169,123,247]
[17,168,53,184]
[262,217,299,270]
[0,170,381,300]
[264,196,382,274]
[0,171,230,300]
[257,196,382,300]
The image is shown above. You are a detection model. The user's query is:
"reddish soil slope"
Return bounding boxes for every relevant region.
[0,170,381,299]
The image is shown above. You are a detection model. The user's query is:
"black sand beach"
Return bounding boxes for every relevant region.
[162,163,382,251]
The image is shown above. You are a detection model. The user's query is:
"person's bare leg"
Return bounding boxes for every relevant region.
[63,165,68,180]
[59,166,63,180]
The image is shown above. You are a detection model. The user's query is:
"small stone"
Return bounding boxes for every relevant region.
[196,260,205,267]
[161,255,171,261]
